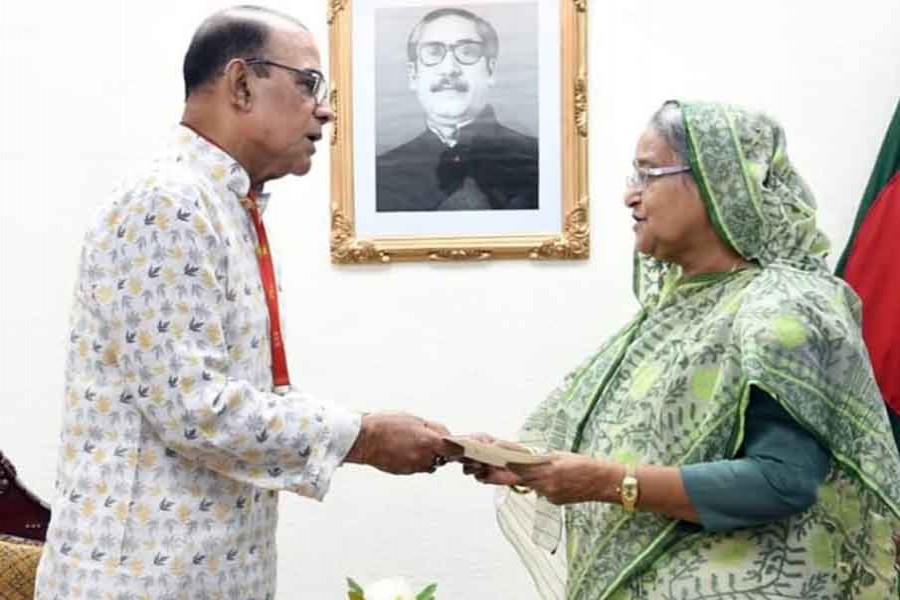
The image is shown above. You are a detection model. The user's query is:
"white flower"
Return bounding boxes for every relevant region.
[364,577,416,600]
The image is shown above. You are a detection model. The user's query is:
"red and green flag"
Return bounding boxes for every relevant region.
[836,99,900,449]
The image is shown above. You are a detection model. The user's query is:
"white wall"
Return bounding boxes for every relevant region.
[1,1,898,598]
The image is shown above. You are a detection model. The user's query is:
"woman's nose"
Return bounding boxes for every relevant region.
[623,187,641,208]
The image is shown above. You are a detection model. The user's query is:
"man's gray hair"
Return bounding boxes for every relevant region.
[649,101,689,162]
[183,5,308,99]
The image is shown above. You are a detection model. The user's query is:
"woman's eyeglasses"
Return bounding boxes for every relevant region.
[626,163,692,192]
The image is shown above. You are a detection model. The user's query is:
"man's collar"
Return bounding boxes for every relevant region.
[426,118,474,147]
[174,124,266,210]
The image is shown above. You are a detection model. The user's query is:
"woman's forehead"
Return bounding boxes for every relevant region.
[635,128,677,165]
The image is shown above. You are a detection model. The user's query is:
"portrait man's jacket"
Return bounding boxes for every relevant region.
[376,106,539,211]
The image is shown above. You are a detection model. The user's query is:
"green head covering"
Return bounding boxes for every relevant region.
[636,101,833,307]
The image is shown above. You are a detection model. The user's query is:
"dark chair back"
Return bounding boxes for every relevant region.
[0,451,51,542]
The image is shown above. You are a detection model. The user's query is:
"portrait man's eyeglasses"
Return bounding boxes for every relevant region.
[244,58,329,106]
[417,41,485,67]
[626,162,692,192]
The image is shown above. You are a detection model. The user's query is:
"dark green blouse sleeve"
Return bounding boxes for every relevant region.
[680,386,831,531]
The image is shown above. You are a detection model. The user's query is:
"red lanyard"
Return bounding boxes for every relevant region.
[244,190,292,393]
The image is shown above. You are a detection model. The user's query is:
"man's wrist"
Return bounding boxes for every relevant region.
[344,414,371,465]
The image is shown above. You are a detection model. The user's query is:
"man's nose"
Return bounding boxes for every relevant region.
[438,51,463,74]
[315,98,335,124]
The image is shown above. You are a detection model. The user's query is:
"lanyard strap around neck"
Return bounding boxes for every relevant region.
[244,190,291,393]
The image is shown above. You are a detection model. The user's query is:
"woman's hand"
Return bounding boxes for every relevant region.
[459,433,526,487]
[507,452,621,505]
[508,457,701,522]
[462,461,524,486]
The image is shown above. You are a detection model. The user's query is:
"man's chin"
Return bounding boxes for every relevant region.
[426,100,474,118]
[292,161,312,177]
[428,110,474,126]
[272,160,311,180]
[290,149,315,175]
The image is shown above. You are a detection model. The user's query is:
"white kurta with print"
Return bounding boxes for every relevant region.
[35,126,361,600]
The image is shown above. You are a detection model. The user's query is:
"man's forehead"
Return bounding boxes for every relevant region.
[268,28,321,68]
[419,15,481,42]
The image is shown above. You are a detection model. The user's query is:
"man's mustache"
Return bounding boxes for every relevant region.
[431,78,469,93]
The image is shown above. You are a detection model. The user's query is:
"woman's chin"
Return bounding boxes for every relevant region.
[633,233,651,255]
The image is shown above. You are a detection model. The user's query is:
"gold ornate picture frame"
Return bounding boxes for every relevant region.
[328,0,588,263]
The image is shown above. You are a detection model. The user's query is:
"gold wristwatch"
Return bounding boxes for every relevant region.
[618,465,639,512]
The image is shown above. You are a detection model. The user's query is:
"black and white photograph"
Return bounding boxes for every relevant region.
[330,0,587,262]
[374,4,540,212]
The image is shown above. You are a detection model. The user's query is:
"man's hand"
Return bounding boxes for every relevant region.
[344,412,460,475]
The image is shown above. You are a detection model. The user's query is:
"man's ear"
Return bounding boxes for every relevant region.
[406,61,418,92]
[486,58,497,78]
[224,58,253,111]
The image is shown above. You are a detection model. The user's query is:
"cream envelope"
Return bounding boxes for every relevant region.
[445,436,550,468]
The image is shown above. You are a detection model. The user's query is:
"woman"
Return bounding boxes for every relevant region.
[467,101,900,599]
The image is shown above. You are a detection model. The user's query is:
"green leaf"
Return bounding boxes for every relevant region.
[348,593,365,600]
[347,577,365,595]
[416,583,438,600]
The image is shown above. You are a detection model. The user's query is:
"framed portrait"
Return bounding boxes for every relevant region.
[328,0,588,263]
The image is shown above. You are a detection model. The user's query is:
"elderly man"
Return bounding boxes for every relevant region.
[376,7,539,211]
[35,6,457,599]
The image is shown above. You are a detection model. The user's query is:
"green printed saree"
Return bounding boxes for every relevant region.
[498,101,900,600]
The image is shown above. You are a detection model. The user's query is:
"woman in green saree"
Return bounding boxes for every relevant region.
[466,101,900,599]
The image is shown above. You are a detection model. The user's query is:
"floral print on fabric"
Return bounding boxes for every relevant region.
[34,127,361,600]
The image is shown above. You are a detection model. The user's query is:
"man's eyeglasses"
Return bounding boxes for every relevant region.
[626,162,692,192]
[244,58,329,106]
[417,41,485,67]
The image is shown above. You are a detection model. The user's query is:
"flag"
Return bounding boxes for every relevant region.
[836,99,900,450]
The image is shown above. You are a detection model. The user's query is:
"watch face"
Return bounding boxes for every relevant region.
[623,477,639,500]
